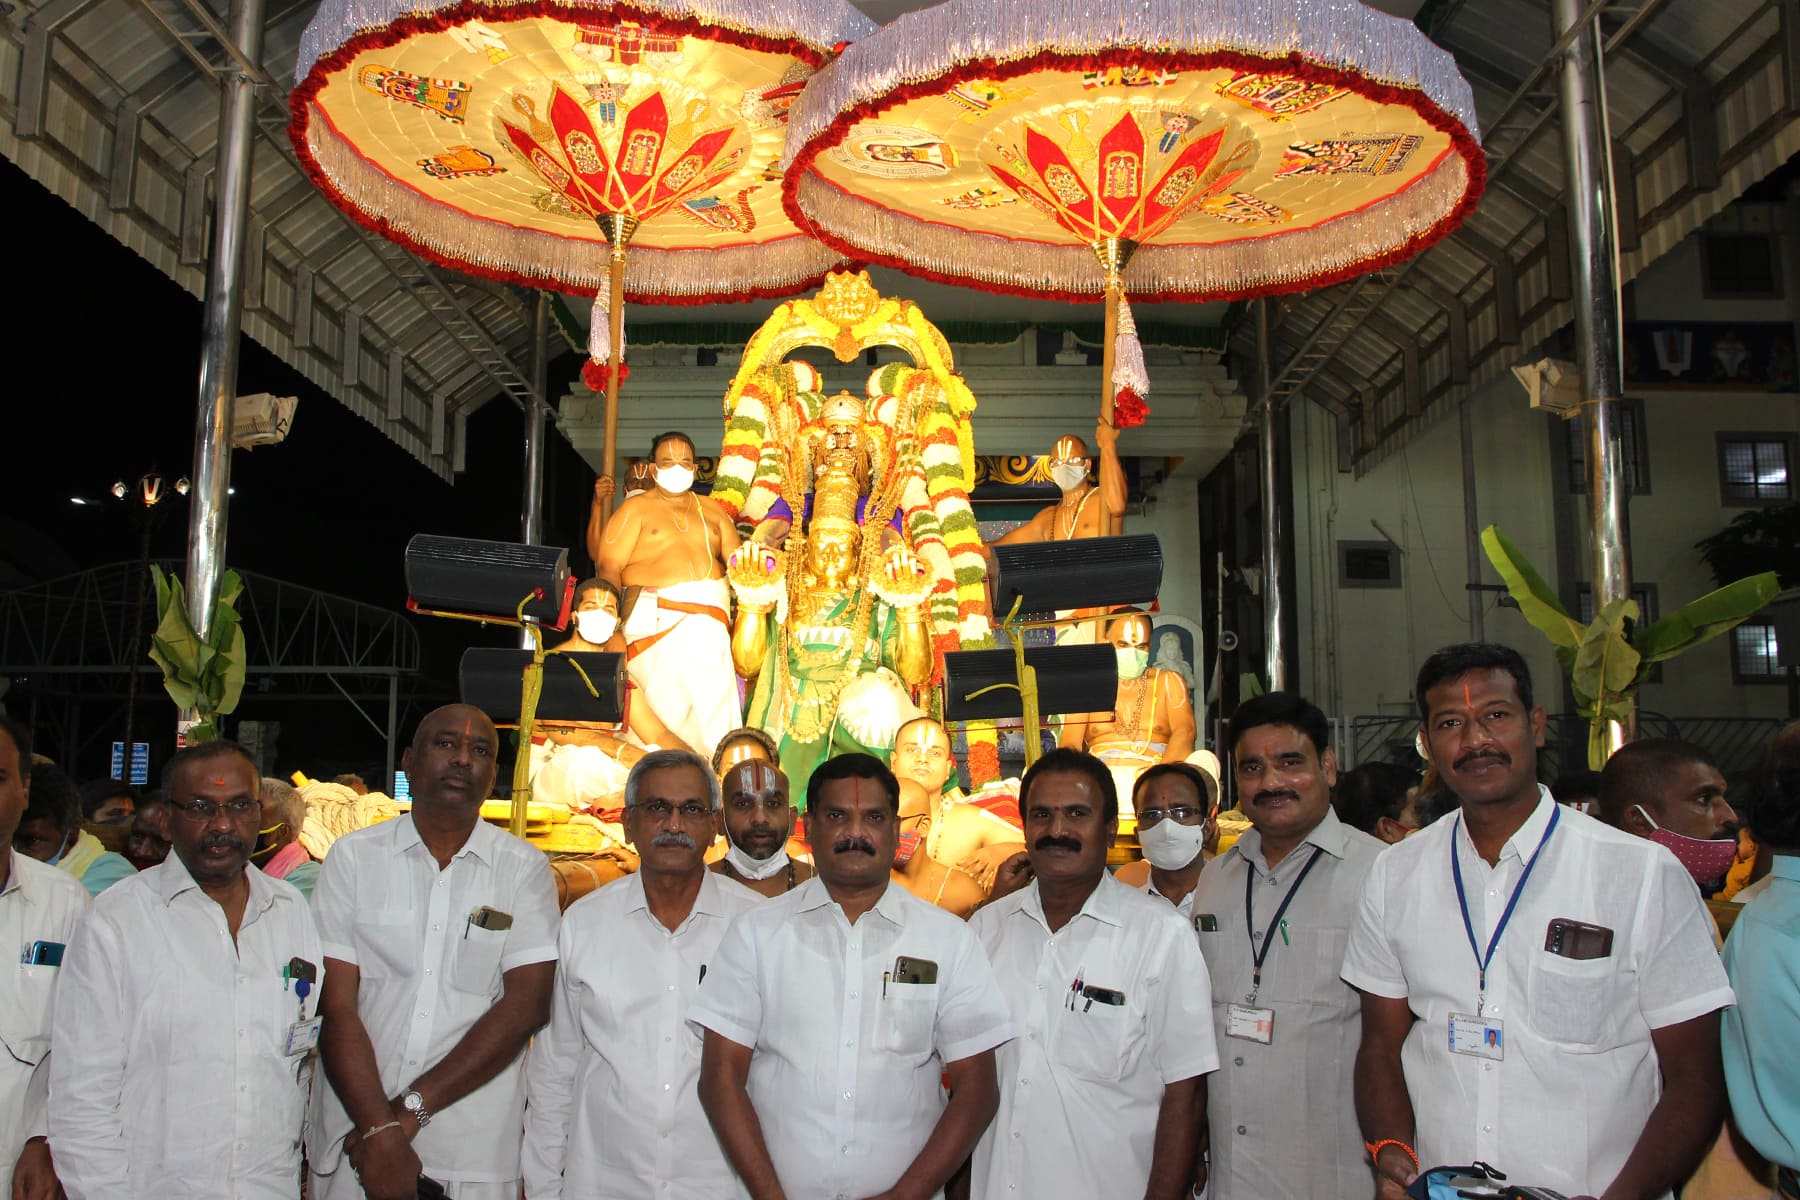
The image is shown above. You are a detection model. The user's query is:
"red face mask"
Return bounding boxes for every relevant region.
[1635,806,1738,886]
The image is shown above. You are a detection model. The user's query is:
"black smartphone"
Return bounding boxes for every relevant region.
[892,956,938,985]
[417,1175,449,1200]
[1544,918,1613,960]
[1082,985,1126,1007]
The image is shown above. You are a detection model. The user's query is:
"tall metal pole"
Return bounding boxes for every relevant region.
[1459,401,1485,642]
[1256,299,1288,692]
[520,291,549,650]
[183,0,264,655]
[1553,0,1631,755]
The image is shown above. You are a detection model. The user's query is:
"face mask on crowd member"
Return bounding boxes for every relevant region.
[1109,613,1152,680]
[1598,738,1741,889]
[1133,765,1214,870]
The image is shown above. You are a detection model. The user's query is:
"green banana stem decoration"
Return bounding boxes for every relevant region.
[1479,526,1779,769]
[147,564,248,744]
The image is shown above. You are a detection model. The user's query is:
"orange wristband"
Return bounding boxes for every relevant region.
[1365,1139,1419,1172]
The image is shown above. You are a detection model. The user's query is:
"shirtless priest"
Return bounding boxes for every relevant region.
[1058,611,1195,817]
[595,431,743,756]
[890,717,1026,891]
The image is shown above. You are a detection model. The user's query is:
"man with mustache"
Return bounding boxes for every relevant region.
[693,752,1013,1200]
[49,740,323,1198]
[710,759,813,898]
[309,704,560,1200]
[1188,694,1384,1200]
[523,749,760,1197]
[967,747,1217,1200]
[1596,739,1742,895]
[1344,643,1733,1200]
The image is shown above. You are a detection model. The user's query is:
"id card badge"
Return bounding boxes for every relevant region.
[284,1016,323,1057]
[1448,1012,1504,1060]
[1225,1003,1274,1044]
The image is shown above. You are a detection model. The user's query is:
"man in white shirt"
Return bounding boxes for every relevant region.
[524,748,761,1198]
[969,747,1216,1200]
[49,740,323,1200]
[1190,693,1383,1200]
[1,715,87,1200]
[311,704,559,1200]
[1344,642,1734,1200]
[693,752,1014,1200]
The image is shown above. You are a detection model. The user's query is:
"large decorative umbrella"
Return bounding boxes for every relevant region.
[782,0,1485,424]
[291,0,876,515]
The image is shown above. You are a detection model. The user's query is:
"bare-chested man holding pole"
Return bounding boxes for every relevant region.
[988,420,1127,643]
[592,431,743,757]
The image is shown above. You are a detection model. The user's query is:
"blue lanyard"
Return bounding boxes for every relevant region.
[1243,846,1324,1003]
[1450,803,1559,1015]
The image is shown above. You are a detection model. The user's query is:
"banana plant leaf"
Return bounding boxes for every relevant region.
[1481,526,1584,656]
[1634,572,1780,667]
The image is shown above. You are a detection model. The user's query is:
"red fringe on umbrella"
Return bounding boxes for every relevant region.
[1112,388,1149,429]
[583,359,630,391]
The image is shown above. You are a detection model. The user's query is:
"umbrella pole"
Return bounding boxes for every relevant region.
[1091,237,1137,425]
[601,247,625,527]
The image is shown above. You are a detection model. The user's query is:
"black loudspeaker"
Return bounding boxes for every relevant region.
[460,649,628,725]
[990,534,1163,616]
[941,644,1118,721]
[405,535,573,628]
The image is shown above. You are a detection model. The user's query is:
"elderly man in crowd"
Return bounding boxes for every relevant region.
[255,777,319,900]
[1,716,87,1200]
[1114,757,1220,920]
[1190,693,1383,1199]
[1345,643,1734,1200]
[310,704,559,1200]
[968,747,1216,1200]
[710,759,813,897]
[524,749,760,1198]
[1597,739,1741,895]
[49,740,322,1198]
[1722,723,1800,1200]
[693,752,1013,1200]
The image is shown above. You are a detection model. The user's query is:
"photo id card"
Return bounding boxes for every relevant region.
[285,1016,322,1057]
[1225,1003,1274,1044]
[1448,1012,1503,1060]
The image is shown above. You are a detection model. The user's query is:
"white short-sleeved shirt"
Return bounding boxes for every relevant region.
[968,873,1218,1200]
[688,877,1015,1200]
[48,856,322,1200]
[1191,807,1384,1200]
[308,814,560,1183]
[523,870,763,1200]
[0,852,87,1199]
[1341,788,1734,1198]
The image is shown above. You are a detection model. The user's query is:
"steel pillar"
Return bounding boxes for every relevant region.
[519,291,549,649]
[1257,299,1288,693]
[1553,0,1630,755]
[1460,400,1486,643]
[183,0,264,650]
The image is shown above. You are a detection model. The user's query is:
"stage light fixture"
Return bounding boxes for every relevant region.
[404,534,574,630]
[941,645,1116,721]
[461,649,627,725]
[990,534,1163,617]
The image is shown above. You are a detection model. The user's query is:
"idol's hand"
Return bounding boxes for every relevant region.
[727,544,785,610]
[875,546,931,608]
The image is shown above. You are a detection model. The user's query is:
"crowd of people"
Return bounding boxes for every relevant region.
[2,637,1797,1200]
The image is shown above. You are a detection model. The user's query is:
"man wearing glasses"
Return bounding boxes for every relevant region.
[309,704,559,1200]
[1116,758,1221,922]
[525,749,761,1198]
[49,740,323,1198]
[1189,693,1384,1200]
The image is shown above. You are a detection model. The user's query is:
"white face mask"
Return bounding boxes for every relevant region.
[1116,646,1149,679]
[724,840,790,881]
[656,464,695,494]
[575,609,618,645]
[1051,462,1088,491]
[1138,818,1207,870]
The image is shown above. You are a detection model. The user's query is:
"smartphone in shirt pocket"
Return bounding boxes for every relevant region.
[876,955,938,1058]
[452,906,511,995]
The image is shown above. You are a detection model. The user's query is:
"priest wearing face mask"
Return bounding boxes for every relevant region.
[1115,758,1220,920]
[1596,738,1742,896]
[710,759,815,898]
[989,424,1126,645]
[1059,611,1196,817]
[595,431,744,758]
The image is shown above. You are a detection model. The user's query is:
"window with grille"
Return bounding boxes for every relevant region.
[1716,434,1795,505]
[1730,621,1783,682]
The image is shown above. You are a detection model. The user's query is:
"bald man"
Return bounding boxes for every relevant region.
[889,716,1025,891]
[989,422,1126,645]
[710,760,814,899]
[309,705,560,1200]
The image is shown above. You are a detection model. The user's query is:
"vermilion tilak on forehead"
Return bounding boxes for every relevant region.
[1465,682,1473,708]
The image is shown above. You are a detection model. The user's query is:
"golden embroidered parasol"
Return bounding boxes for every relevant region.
[782,0,1485,427]
[290,0,876,515]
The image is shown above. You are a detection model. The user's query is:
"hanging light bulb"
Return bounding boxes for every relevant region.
[174,478,191,496]
[111,481,128,499]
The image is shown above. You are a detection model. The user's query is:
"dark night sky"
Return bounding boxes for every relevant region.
[2,156,594,780]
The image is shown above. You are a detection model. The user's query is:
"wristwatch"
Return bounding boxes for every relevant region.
[401,1090,433,1129]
